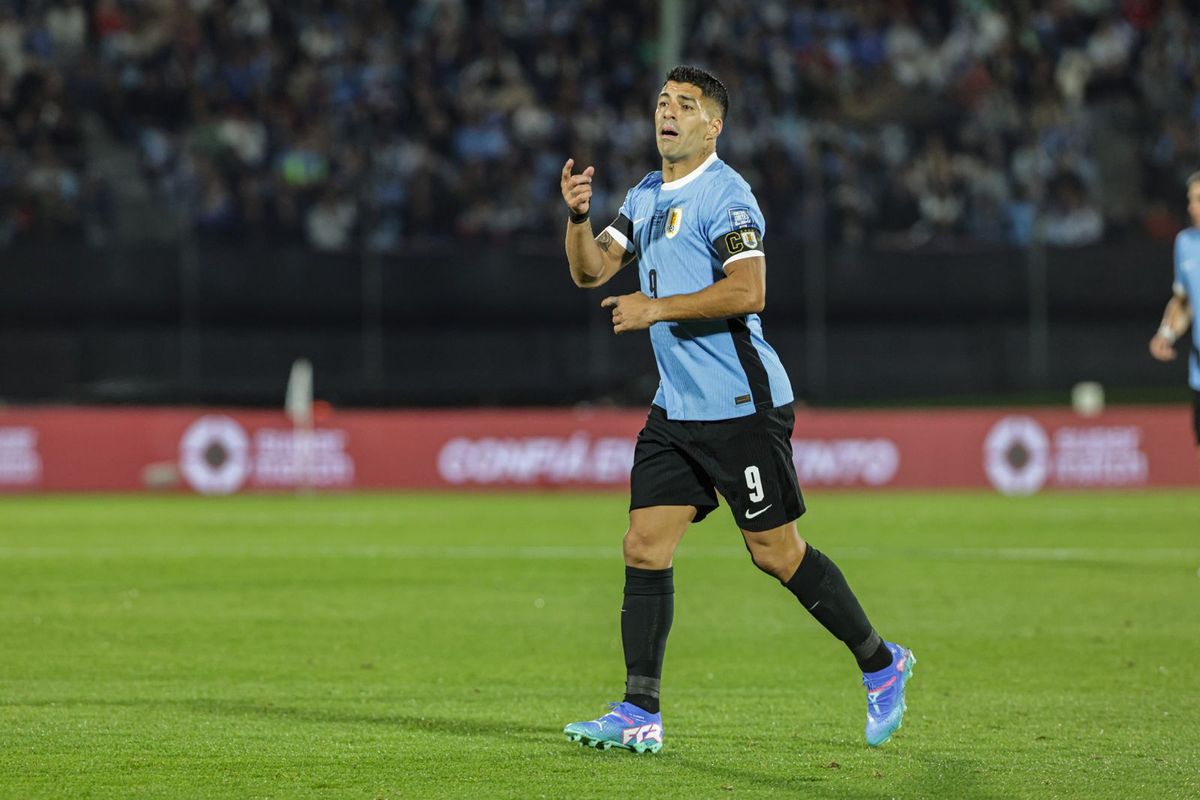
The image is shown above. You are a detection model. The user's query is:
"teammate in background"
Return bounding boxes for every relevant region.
[1149,171,1200,456]
[557,65,914,754]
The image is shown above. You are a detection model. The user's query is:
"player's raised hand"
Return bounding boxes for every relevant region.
[602,292,658,334]
[561,158,595,216]
[1149,332,1177,361]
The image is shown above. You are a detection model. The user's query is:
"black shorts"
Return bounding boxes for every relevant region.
[629,404,806,532]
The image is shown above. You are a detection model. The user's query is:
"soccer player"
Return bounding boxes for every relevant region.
[1149,171,1200,456]
[558,65,914,754]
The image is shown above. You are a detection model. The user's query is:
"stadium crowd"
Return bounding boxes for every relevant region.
[1,0,1198,251]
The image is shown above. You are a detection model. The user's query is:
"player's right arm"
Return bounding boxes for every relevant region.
[561,159,634,289]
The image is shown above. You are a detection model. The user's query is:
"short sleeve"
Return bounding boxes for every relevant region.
[1174,233,1187,298]
[703,182,767,268]
[602,188,636,255]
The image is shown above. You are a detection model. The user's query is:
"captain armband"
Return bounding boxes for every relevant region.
[713,227,765,267]
[600,212,636,254]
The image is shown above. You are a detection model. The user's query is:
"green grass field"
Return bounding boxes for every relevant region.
[2,491,1198,799]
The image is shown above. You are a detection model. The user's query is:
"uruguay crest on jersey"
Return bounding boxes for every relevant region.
[665,207,683,239]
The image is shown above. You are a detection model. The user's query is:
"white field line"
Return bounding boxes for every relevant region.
[0,544,1196,564]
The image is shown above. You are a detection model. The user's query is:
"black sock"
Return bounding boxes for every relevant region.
[784,546,893,673]
[621,565,673,715]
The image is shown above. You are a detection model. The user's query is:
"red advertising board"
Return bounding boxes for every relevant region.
[0,405,1195,495]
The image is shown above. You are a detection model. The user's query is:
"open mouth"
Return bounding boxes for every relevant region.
[660,128,679,139]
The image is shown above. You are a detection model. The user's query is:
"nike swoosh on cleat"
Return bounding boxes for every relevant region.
[867,675,898,694]
[744,504,773,519]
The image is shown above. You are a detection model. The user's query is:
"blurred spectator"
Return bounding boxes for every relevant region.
[305,188,357,252]
[0,0,1198,251]
[1037,171,1104,246]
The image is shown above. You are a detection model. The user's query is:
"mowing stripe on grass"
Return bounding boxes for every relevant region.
[1,544,1196,564]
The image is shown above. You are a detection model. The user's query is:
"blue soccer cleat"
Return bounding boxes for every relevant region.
[563,701,663,753]
[862,642,916,747]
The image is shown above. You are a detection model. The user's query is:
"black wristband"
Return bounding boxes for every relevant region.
[569,209,590,224]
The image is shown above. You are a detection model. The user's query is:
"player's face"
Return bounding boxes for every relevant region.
[655,81,717,162]
[1189,183,1200,228]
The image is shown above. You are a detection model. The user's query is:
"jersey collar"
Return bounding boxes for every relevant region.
[660,151,719,192]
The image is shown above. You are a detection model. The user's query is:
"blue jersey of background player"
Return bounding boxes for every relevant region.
[558,65,914,754]
[1149,171,1200,454]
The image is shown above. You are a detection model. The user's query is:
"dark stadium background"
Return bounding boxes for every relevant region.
[0,0,1194,408]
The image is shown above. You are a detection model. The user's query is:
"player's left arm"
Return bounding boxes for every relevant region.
[602,257,765,333]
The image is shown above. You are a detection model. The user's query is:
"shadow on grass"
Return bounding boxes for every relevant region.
[676,752,995,799]
[908,751,999,800]
[183,698,560,739]
[2,697,557,739]
[664,752,830,795]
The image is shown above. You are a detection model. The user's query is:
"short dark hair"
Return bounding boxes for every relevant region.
[665,65,728,120]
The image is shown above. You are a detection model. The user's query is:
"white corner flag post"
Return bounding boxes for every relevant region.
[286,358,315,494]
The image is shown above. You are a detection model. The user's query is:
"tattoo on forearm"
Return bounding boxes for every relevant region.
[596,231,613,252]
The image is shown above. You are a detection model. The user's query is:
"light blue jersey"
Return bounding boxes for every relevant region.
[1173,229,1200,390]
[603,153,793,421]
